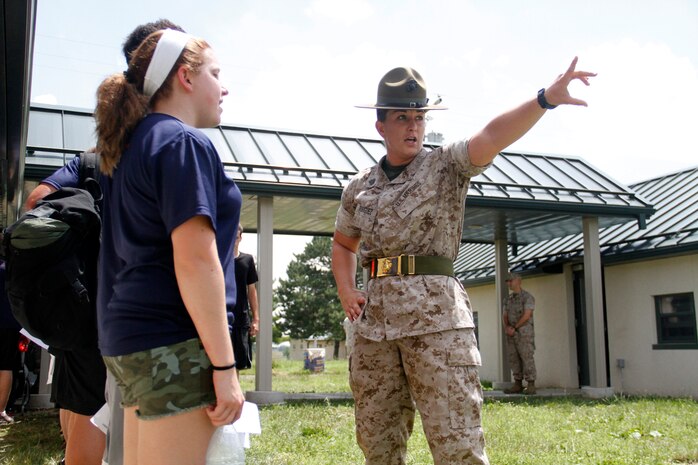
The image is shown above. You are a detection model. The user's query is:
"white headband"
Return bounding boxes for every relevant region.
[143,29,192,99]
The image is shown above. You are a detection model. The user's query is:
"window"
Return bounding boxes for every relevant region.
[473,312,479,348]
[653,293,698,349]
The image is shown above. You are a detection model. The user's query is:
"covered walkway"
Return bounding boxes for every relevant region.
[20,104,655,400]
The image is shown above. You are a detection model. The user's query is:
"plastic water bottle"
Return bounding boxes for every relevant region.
[206,425,245,464]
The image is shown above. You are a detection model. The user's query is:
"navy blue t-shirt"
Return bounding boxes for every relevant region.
[44,114,241,356]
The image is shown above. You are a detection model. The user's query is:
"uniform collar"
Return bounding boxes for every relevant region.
[368,148,429,187]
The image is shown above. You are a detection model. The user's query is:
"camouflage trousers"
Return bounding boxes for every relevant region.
[350,329,489,465]
[506,333,536,382]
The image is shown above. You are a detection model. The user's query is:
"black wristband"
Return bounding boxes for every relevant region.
[211,362,237,371]
[537,88,557,109]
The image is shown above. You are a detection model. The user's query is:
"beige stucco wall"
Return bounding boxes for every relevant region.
[465,271,579,388]
[604,254,698,398]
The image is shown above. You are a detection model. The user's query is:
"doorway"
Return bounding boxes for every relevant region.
[573,268,590,386]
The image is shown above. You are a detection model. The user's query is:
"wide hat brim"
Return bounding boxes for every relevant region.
[356,66,448,111]
[355,103,448,110]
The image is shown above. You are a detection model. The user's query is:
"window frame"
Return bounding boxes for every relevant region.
[652,292,698,350]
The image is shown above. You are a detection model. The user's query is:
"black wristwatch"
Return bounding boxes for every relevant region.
[537,88,557,109]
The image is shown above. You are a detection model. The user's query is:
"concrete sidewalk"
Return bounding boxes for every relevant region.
[248,387,586,405]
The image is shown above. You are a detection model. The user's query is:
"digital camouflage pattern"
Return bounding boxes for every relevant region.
[351,329,487,465]
[337,140,490,464]
[103,338,215,419]
[335,140,489,341]
[503,289,536,381]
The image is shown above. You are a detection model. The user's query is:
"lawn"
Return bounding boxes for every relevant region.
[239,358,352,394]
[2,358,697,465]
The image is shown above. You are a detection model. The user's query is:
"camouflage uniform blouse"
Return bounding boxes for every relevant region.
[503,289,536,338]
[335,140,489,342]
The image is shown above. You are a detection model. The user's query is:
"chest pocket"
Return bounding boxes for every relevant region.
[354,191,379,232]
[391,180,438,220]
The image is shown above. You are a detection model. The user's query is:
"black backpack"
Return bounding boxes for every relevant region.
[1,153,102,350]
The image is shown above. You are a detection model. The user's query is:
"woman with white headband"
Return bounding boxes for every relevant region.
[94,29,244,465]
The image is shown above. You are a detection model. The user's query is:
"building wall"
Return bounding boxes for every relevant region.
[465,270,579,388]
[605,254,698,397]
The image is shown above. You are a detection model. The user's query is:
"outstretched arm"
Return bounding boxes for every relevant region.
[468,56,596,167]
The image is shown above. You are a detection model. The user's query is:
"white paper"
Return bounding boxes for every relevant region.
[90,402,110,434]
[230,401,261,448]
[231,401,261,434]
[20,328,48,350]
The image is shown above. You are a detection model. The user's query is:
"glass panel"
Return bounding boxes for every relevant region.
[27,110,63,148]
[304,171,342,187]
[64,114,96,151]
[495,155,537,186]
[567,159,626,192]
[480,164,515,184]
[224,166,245,181]
[544,158,587,189]
[24,152,71,168]
[504,154,562,187]
[655,293,697,344]
[223,129,266,165]
[307,137,354,171]
[253,132,297,167]
[335,139,375,171]
[202,128,235,164]
[229,166,278,183]
[359,141,385,166]
[280,135,326,169]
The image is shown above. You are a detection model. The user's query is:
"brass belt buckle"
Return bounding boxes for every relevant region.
[376,256,397,277]
[374,255,416,278]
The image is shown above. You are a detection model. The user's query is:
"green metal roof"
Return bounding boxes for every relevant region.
[24,104,655,242]
[454,166,698,283]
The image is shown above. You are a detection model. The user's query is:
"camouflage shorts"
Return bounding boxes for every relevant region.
[102,338,215,420]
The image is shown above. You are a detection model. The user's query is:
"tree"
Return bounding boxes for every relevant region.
[275,236,345,359]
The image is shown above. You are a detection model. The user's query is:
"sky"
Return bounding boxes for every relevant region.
[29,0,698,279]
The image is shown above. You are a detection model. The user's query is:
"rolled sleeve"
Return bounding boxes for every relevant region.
[446,139,491,177]
[334,177,362,238]
[523,293,535,311]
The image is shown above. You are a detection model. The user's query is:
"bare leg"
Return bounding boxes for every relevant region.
[122,406,138,465]
[62,409,106,465]
[0,370,13,421]
[137,407,216,465]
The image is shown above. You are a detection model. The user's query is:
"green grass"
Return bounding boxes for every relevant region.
[2,359,697,465]
[239,358,352,394]
[0,409,64,465]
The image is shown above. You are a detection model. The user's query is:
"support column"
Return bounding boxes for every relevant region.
[246,195,284,404]
[494,238,510,383]
[582,216,608,390]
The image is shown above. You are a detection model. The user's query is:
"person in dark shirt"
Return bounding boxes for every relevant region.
[230,225,259,376]
[0,260,21,424]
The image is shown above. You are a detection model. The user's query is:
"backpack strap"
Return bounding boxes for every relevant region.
[77,152,103,205]
[78,152,100,186]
